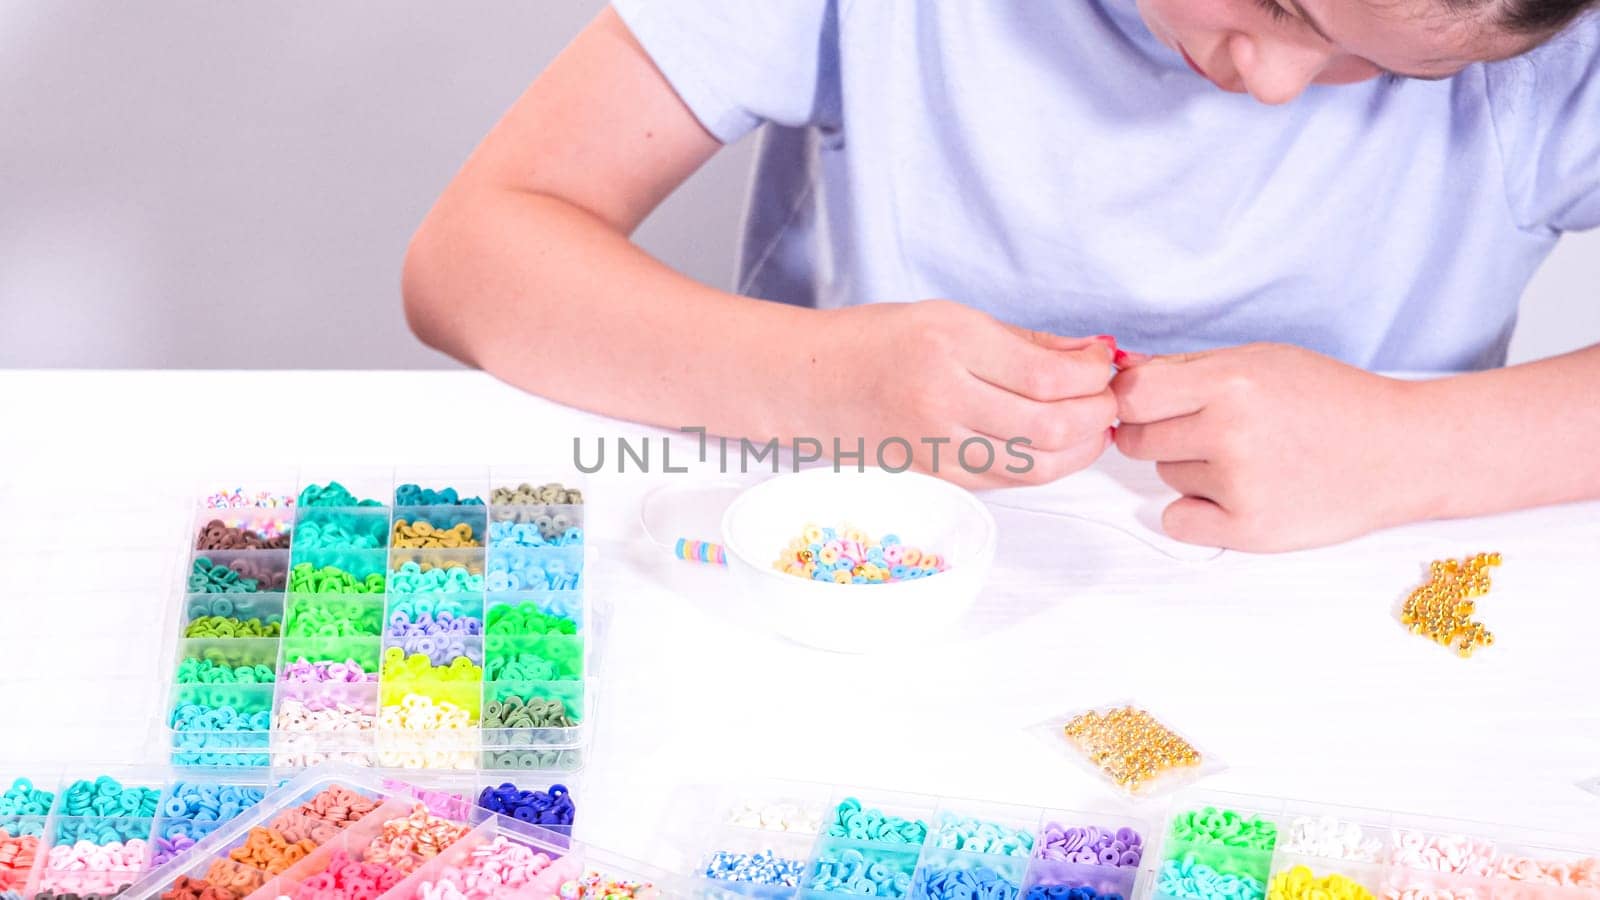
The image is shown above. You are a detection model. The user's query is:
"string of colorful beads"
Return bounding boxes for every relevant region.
[207,489,294,509]
[293,514,387,550]
[190,556,286,593]
[490,520,583,548]
[476,783,575,830]
[1061,706,1202,794]
[151,782,266,866]
[673,538,725,565]
[1267,866,1374,900]
[408,836,580,899]
[482,695,575,729]
[772,524,948,584]
[176,658,276,685]
[281,658,378,684]
[703,849,806,887]
[1279,817,1381,861]
[298,482,383,507]
[396,484,485,507]
[289,562,387,594]
[1400,552,1502,657]
[486,554,581,591]
[1036,824,1143,867]
[196,520,291,550]
[389,562,485,594]
[393,520,481,549]
[490,482,583,505]
[916,863,1022,900]
[286,595,383,637]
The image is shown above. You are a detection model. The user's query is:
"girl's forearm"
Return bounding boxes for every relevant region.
[1397,343,1600,520]
[403,186,816,438]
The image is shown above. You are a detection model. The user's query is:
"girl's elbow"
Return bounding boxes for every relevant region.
[401,223,454,356]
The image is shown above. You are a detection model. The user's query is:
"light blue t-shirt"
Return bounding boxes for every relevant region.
[612,0,1600,370]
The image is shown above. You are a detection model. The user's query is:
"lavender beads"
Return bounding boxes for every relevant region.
[1037,825,1143,868]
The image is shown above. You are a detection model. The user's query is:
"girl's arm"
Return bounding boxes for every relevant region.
[403,7,1119,486]
[1110,342,1600,551]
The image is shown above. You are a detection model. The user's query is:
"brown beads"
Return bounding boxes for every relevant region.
[392,519,479,549]
[1399,552,1502,657]
[195,520,291,550]
[1062,705,1201,794]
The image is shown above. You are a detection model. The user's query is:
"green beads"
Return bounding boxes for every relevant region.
[285,595,383,637]
[183,615,281,638]
[485,636,582,681]
[1169,807,1278,850]
[485,604,577,637]
[482,695,574,729]
[290,562,386,594]
[176,657,276,684]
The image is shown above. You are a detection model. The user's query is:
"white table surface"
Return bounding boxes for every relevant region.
[2,370,1597,864]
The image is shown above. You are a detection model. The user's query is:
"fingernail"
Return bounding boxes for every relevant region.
[1113,349,1129,366]
[1093,335,1117,348]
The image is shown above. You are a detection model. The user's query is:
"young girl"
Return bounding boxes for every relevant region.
[402,0,1600,552]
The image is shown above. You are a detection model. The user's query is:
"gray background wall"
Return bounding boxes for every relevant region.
[1,2,1595,369]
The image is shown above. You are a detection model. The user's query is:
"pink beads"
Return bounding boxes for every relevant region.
[38,838,149,894]
[411,837,578,898]
[1389,832,1499,875]
[288,849,405,900]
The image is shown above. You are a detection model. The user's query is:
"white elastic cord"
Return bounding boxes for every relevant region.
[984,498,1227,563]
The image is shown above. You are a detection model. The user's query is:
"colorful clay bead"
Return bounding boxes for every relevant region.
[1281,817,1381,862]
[175,658,276,685]
[388,561,485,594]
[488,519,583,547]
[1026,886,1124,900]
[393,519,481,549]
[561,870,658,899]
[396,484,484,506]
[773,524,948,583]
[485,604,577,637]
[1037,824,1143,868]
[298,481,383,507]
[183,615,280,639]
[1158,855,1267,900]
[491,482,583,505]
[293,514,386,550]
[477,782,576,829]
[484,642,581,682]
[281,658,378,683]
[285,595,383,636]
[195,520,291,550]
[809,844,917,896]
[918,863,1021,900]
[206,489,294,509]
[482,695,577,728]
[410,836,573,899]
[485,553,582,591]
[933,814,1035,856]
[704,849,805,886]
[37,839,148,895]
[1268,866,1375,900]
[288,562,386,594]
[726,798,823,833]
[189,556,286,593]
[57,777,159,820]
[824,797,929,845]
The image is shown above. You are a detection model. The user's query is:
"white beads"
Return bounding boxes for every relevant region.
[727,799,823,833]
[1281,816,1383,862]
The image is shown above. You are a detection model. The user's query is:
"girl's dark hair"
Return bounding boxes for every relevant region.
[1497,0,1595,32]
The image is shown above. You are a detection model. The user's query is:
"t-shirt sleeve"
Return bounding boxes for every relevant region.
[611,0,841,144]
[1486,16,1600,232]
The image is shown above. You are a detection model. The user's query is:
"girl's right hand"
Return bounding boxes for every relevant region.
[803,299,1118,488]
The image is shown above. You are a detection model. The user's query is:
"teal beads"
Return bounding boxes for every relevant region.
[0,778,53,837]
[58,777,159,819]
[176,658,275,684]
[298,481,382,507]
[932,814,1035,856]
[825,798,930,845]
[388,561,484,593]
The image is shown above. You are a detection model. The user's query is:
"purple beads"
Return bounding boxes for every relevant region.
[281,658,378,684]
[1037,825,1143,868]
[385,610,483,638]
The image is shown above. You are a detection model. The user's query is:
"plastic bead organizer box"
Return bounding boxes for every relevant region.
[161,470,596,771]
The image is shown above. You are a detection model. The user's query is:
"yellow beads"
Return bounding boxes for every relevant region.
[1399,552,1502,657]
[1062,706,1201,794]
[1268,866,1375,900]
[392,519,480,549]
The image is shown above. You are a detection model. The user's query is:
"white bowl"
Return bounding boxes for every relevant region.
[720,468,996,653]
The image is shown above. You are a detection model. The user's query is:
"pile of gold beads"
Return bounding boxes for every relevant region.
[1400,552,1502,658]
[392,519,480,549]
[1062,705,1202,794]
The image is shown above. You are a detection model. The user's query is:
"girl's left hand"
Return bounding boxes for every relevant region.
[1111,343,1426,552]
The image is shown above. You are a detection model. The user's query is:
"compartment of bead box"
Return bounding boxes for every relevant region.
[660,780,1158,900]
[160,469,598,772]
[1147,791,1600,900]
[120,762,657,900]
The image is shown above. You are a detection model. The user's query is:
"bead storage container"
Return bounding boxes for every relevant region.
[660,779,1157,900]
[1147,791,1600,900]
[0,765,280,900]
[119,763,666,900]
[162,468,599,772]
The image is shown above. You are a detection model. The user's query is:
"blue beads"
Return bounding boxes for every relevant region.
[704,850,805,887]
[486,553,582,591]
[932,816,1035,857]
[396,484,484,506]
[169,704,272,766]
[152,781,266,865]
[810,846,917,896]
[825,798,930,845]
[1025,886,1124,900]
[476,782,575,831]
[489,520,583,548]
[920,864,1021,900]
[0,777,54,836]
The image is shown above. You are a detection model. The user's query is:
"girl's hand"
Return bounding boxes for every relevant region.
[807,300,1117,488]
[1112,343,1423,551]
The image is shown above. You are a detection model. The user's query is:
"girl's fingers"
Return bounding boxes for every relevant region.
[960,378,1118,453]
[1113,411,1210,462]
[1154,459,1223,501]
[968,326,1114,402]
[1111,353,1216,424]
[1001,324,1114,354]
